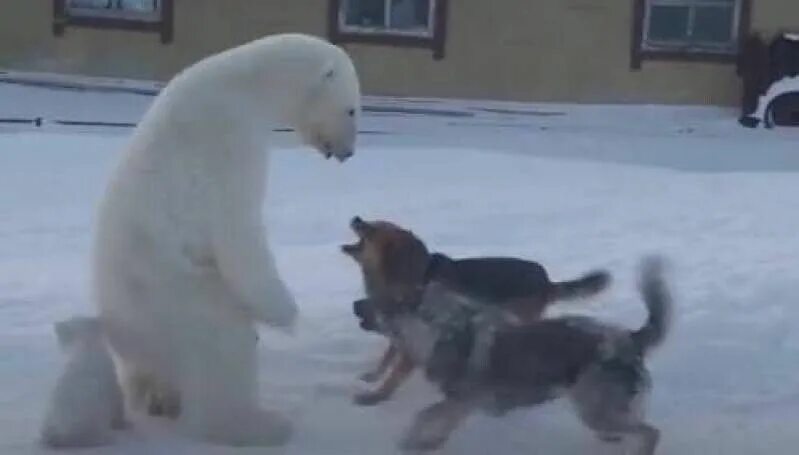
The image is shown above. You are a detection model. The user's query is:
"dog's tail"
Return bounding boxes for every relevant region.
[549,270,611,302]
[631,256,673,354]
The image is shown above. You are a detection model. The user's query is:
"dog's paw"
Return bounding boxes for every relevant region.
[353,390,388,406]
[399,429,448,452]
[597,433,623,443]
[359,370,382,383]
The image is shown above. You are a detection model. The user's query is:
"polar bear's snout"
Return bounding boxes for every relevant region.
[303,121,356,163]
[296,60,360,163]
[320,139,353,162]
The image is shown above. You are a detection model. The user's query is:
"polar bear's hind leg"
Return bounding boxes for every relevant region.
[176,306,292,446]
[147,382,181,419]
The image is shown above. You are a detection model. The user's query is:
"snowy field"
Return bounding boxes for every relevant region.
[2,81,799,454]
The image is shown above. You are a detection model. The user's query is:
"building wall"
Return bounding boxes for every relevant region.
[340,0,799,105]
[0,0,797,105]
[0,0,323,80]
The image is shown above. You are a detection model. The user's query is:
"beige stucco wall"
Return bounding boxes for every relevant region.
[342,0,799,105]
[0,0,797,105]
[0,0,324,80]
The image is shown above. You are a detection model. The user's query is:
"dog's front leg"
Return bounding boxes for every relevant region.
[360,343,397,383]
[400,397,475,451]
[354,350,414,406]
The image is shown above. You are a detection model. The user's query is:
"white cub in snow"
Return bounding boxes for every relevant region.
[93,33,361,446]
[40,316,124,448]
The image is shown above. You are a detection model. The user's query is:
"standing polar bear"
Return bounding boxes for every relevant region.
[93,34,360,446]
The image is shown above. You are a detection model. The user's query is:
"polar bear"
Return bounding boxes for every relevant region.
[40,317,125,448]
[92,33,360,446]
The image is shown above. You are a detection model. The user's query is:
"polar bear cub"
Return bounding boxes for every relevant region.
[40,316,124,448]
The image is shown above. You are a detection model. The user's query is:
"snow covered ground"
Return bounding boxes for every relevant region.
[1,81,799,454]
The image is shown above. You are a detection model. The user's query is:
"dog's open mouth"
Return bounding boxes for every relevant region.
[341,216,369,256]
[340,240,362,256]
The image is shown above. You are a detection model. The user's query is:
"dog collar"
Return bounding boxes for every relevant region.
[421,252,448,285]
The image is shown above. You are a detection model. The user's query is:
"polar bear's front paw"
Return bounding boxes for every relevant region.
[261,288,299,332]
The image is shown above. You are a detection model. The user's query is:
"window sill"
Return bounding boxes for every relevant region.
[637,49,739,65]
[332,31,440,56]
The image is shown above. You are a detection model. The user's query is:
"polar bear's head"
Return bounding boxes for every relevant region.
[176,34,362,162]
[293,53,361,162]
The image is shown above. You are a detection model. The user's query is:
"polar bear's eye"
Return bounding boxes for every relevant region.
[347,108,355,117]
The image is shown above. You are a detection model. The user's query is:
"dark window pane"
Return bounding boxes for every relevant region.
[648,5,690,42]
[692,6,735,44]
[118,0,157,12]
[68,0,112,8]
[389,0,430,30]
[345,0,386,28]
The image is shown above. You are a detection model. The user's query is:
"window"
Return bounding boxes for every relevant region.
[328,0,449,60]
[343,0,434,37]
[53,0,174,44]
[631,0,751,69]
[645,0,739,52]
[65,0,162,22]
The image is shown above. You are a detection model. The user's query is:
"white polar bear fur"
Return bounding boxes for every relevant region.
[92,33,360,446]
[40,317,125,448]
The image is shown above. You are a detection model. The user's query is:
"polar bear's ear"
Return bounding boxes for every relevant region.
[303,63,338,107]
[321,60,338,83]
[303,63,337,105]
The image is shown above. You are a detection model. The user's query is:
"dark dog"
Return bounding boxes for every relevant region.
[382,256,672,454]
[341,216,610,405]
[425,252,609,322]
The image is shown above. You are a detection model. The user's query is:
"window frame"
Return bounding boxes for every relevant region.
[52,0,174,44]
[631,0,751,70]
[328,0,449,60]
